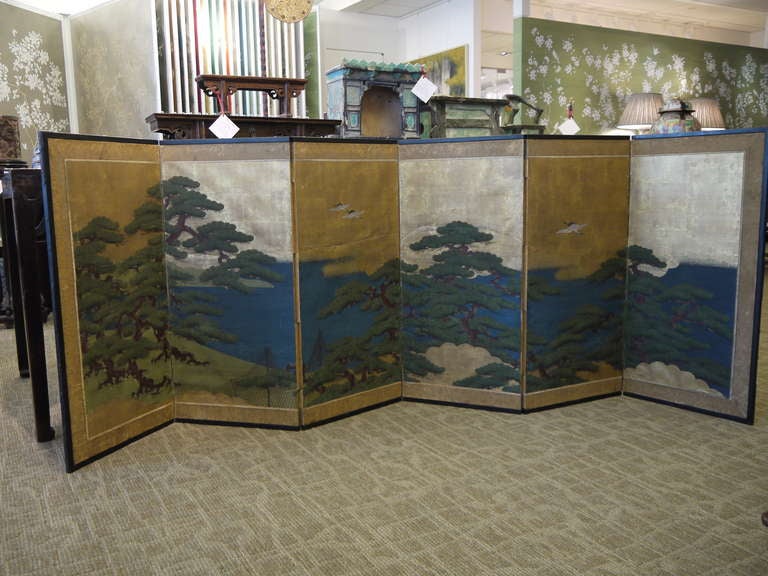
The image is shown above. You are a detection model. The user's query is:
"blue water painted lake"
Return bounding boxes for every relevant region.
[528,264,736,395]
[627,263,737,396]
[173,261,296,368]
[299,261,377,368]
[527,269,623,342]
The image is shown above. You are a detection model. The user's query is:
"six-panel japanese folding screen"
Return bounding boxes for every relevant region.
[41,131,767,471]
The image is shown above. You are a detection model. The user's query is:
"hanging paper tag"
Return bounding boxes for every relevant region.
[558,118,580,135]
[209,114,240,139]
[411,76,438,103]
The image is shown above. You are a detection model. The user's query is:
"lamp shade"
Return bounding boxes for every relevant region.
[617,93,664,130]
[689,98,725,131]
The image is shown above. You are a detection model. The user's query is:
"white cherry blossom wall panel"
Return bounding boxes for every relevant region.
[0,2,68,162]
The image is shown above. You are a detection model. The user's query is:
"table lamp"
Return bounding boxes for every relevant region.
[617,93,664,132]
[689,98,726,131]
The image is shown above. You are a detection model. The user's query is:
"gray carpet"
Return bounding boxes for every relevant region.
[1,324,768,575]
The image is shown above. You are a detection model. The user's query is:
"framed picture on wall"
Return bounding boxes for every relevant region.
[410,45,467,97]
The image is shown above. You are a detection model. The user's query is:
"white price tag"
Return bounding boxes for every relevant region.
[558,118,580,135]
[411,76,438,103]
[209,114,240,139]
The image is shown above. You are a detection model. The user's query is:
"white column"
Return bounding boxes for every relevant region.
[148,0,163,116]
[512,0,530,18]
[61,16,78,133]
[471,0,481,97]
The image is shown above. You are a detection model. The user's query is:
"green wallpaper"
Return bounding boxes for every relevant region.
[0,2,68,161]
[303,9,319,119]
[516,18,768,134]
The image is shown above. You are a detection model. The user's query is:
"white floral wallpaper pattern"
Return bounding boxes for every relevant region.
[519,18,768,133]
[0,3,68,160]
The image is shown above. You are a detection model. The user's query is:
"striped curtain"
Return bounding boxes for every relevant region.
[158,0,305,117]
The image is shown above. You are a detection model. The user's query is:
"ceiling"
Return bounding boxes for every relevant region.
[8,0,110,15]
[11,0,768,21]
[320,0,445,18]
[323,0,768,71]
[696,0,768,9]
[331,0,768,25]
[531,0,768,33]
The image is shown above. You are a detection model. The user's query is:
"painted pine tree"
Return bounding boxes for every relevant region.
[74,216,127,389]
[75,192,171,398]
[624,245,732,393]
[74,176,289,402]
[161,175,285,360]
[403,221,522,391]
[304,258,401,401]
[526,249,625,392]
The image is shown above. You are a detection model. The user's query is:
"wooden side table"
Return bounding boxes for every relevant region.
[196,74,307,116]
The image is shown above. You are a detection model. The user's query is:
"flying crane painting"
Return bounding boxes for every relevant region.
[524,138,630,406]
[556,222,586,234]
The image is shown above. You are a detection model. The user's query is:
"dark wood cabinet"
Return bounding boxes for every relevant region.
[1,168,55,443]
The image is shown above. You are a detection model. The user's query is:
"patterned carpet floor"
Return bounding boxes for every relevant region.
[1,324,768,575]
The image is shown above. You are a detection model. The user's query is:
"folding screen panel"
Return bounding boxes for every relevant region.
[399,138,525,411]
[625,131,767,422]
[41,132,766,472]
[42,134,172,471]
[524,137,630,410]
[160,140,299,427]
[292,141,401,425]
